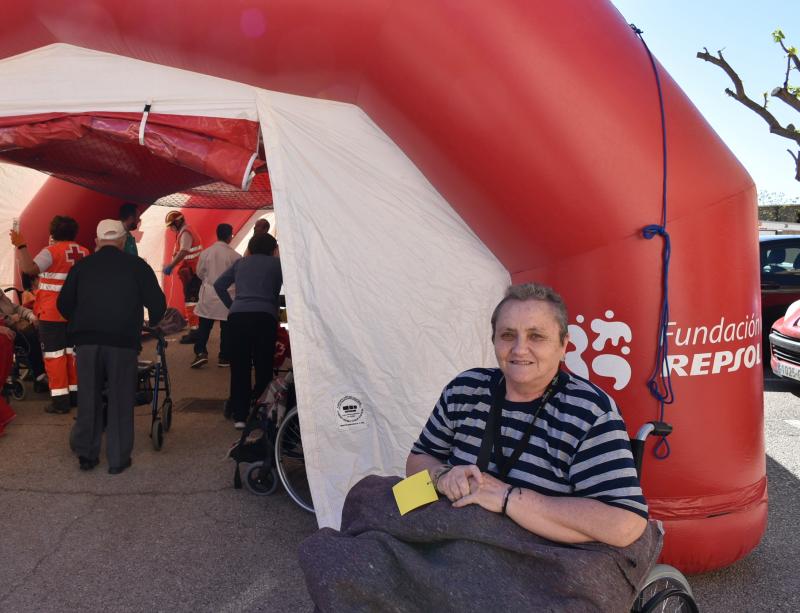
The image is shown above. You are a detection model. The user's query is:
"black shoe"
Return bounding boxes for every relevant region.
[179,332,198,344]
[190,352,208,369]
[45,397,70,414]
[108,458,132,475]
[217,358,230,367]
[78,456,99,471]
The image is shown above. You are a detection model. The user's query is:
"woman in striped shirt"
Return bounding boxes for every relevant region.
[407,283,648,548]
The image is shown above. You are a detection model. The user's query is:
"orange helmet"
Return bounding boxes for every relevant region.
[165,210,184,227]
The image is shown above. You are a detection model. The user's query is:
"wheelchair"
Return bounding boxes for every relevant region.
[629,422,698,612]
[1,287,38,402]
[234,374,314,513]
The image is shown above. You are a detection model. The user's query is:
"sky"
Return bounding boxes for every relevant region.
[609,0,800,203]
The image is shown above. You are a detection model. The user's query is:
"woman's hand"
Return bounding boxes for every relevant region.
[452,471,510,513]
[436,464,483,502]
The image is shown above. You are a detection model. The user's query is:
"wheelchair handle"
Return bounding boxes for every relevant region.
[631,421,673,479]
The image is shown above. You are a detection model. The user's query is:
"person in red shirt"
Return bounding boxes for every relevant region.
[11,216,90,414]
[0,325,16,435]
[163,211,203,344]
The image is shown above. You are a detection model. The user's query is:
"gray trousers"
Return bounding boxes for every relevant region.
[70,345,138,467]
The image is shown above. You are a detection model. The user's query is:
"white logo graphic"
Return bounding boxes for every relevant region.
[566,310,632,391]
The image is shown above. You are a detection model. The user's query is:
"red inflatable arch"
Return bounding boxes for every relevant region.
[0,1,764,573]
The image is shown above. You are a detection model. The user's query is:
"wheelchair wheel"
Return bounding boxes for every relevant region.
[162,398,173,432]
[150,418,164,451]
[275,407,314,513]
[244,461,279,496]
[10,378,25,401]
[632,564,698,613]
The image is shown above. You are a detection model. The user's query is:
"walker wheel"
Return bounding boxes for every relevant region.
[244,461,279,496]
[151,418,163,451]
[162,398,173,432]
[11,379,25,401]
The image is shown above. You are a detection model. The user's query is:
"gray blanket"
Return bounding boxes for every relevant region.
[299,475,662,613]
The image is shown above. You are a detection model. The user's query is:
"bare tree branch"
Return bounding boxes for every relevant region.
[697,48,800,147]
[772,86,800,113]
[791,150,800,182]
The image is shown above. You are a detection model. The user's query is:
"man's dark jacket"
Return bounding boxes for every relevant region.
[57,246,166,349]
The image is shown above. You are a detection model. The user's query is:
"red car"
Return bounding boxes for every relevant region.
[769,300,800,381]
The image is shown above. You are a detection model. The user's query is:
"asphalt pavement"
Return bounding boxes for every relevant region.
[0,333,318,613]
[1,333,799,612]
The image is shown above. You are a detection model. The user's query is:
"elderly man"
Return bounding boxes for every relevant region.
[57,220,166,474]
[299,283,658,611]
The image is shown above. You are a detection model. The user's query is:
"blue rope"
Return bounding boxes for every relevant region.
[631,24,673,460]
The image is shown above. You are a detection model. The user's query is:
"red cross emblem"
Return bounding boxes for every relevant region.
[65,244,86,263]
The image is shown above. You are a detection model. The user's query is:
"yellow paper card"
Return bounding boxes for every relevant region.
[392,469,439,515]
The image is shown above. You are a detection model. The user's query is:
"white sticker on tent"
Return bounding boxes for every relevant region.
[335,394,367,431]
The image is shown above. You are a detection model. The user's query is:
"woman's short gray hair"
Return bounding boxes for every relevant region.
[490,283,569,342]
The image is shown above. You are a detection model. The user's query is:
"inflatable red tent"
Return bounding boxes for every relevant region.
[0,1,763,574]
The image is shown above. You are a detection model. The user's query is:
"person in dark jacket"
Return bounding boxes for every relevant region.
[214,233,282,429]
[57,219,167,474]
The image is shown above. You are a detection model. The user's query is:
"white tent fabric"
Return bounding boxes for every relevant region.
[0,162,47,287]
[0,43,511,529]
[258,90,510,528]
[0,43,258,120]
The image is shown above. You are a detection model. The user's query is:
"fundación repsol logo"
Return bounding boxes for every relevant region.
[565,310,761,390]
[663,314,761,376]
[566,310,633,391]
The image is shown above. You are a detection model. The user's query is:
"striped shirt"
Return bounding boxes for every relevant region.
[411,368,648,519]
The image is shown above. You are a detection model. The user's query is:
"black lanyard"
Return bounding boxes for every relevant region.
[476,372,561,479]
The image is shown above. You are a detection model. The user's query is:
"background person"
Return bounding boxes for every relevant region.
[57,219,166,474]
[214,233,282,430]
[191,223,241,369]
[253,218,270,236]
[163,210,203,344]
[243,217,270,256]
[0,325,16,435]
[10,216,90,414]
[0,289,47,392]
[119,202,140,256]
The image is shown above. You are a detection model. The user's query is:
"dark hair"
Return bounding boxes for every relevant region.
[49,216,79,241]
[254,218,271,234]
[119,203,138,221]
[217,223,234,241]
[248,233,277,255]
[490,283,569,342]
